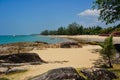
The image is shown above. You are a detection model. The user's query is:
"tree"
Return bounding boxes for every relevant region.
[49,30,57,35]
[67,22,79,35]
[40,30,49,35]
[99,34,115,68]
[78,25,83,35]
[57,27,66,35]
[93,0,120,24]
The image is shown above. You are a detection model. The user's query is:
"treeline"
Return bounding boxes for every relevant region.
[40,22,120,35]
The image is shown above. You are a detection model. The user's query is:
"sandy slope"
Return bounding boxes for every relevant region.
[5,45,101,80]
[51,35,120,44]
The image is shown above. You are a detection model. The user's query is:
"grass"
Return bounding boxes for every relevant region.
[108,64,120,80]
[0,70,28,80]
[0,77,10,80]
[6,69,28,75]
[75,68,88,80]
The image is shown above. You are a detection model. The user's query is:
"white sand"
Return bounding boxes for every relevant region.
[51,35,120,44]
[6,45,101,80]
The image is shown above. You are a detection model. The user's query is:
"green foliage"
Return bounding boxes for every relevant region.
[40,30,49,35]
[67,22,80,35]
[0,77,9,80]
[93,0,120,24]
[40,22,120,35]
[57,27,65,35]
[76,68,87,80]
[99,35,115,68]
[108,64,120,80]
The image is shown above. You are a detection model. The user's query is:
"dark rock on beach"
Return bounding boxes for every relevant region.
[30,67,118,80]
[114,44,120,52]
[60,42,82,48]
[34,41,48,44]
[30,67,85,80]
[0,53,45,63]
[81,68,118,80]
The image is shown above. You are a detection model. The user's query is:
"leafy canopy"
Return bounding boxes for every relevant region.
[93,0,120,24]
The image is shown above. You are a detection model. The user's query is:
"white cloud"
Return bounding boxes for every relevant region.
[78,9,100,16]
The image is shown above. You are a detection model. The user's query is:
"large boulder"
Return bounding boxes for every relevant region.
[114,44,120,52]
[81,68,118,80]
[0,53,45,63]
[30,67,85,80]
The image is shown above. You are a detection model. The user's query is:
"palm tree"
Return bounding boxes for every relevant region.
[99,34,115,68]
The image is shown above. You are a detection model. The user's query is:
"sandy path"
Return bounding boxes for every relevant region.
[5,45,101,80]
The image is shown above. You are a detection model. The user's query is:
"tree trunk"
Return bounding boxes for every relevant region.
[108,56,113,68]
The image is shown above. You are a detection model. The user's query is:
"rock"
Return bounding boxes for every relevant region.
[35,41,48,44]
[81,68,118,80]
[114,44,120,52]
[0,53,45,63]
[30,67,85,80]
[1,63,26,67]
[0,42,49,54]
[6,67,27,74]
[60,42,82,48]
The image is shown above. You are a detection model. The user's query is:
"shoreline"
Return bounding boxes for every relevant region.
[50,35,120,44]
[0,35,119,80]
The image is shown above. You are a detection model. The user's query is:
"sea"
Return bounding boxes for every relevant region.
[0,35,72,44]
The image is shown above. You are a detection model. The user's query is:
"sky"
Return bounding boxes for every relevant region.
[0,0,117,35]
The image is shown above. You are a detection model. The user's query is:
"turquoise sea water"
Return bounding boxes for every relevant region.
[0,35,71,44]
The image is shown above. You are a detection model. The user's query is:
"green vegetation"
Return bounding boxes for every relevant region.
[108,64,120,80]
[40,22,120,35]
[93,0,120,25]
[6,70,28,75]
[76,68,87,80]
[0,77,10,80]
[99,35,115,68]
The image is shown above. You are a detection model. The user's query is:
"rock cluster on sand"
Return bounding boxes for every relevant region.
[0,53,45,63]
[30,67,85,80]
[0,42,82,54]
[0,42,48,54]
[30,67,118,80]
[0,53,45,74]
[81,68,118,80]
[59,42,82,48]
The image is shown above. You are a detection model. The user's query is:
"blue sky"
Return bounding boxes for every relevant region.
[0,0,117,35]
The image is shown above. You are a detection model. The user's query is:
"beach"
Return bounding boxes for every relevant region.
[51,35,120,44]
[4,45,101,80]
[1,35,120,80]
